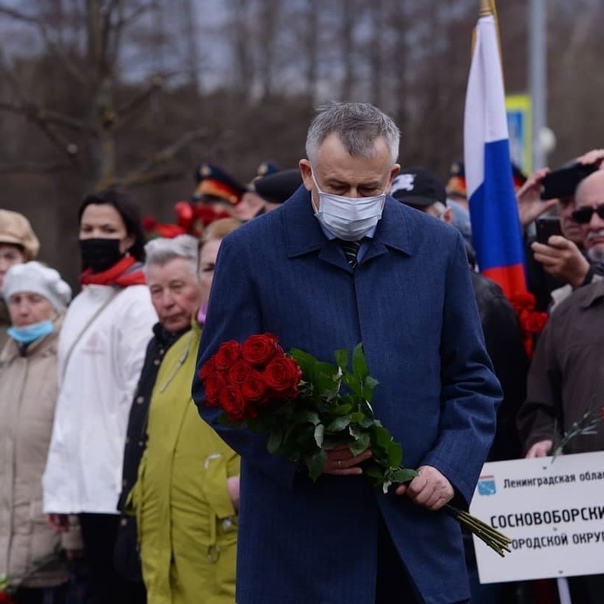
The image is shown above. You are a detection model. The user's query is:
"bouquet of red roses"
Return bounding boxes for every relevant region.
[200,333,511,557]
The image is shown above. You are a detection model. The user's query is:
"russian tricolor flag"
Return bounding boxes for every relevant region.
[464,10,527,299]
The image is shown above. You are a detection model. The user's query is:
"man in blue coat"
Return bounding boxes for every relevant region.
[192,101,502,604]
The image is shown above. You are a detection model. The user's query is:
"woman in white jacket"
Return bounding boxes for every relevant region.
[43,189,157,604]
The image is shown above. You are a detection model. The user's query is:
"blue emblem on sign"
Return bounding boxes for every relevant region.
[477,475,496,496]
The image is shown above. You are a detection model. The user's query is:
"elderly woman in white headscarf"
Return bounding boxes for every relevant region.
[0,261,80,604]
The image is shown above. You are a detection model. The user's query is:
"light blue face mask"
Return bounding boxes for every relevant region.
[311,172,387,241]
[7,320,54,344]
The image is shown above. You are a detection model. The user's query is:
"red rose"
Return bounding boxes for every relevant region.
[510,292,536,311]
[155,224,187,238]
[199,356,216,381]
[241,333,282,367]
[219,386,248,422]
[142,216,157,231]
[241,369,268,403]
[264,356,301,397]
[204,371,225,407]
[522,311,548,334]
[213,341,242,371]
[228,359,253,386]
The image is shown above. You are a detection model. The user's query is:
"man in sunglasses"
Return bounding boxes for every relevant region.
[529,150,604,311]
[517,168,604,603]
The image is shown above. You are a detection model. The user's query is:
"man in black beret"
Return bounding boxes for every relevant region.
[234,169,303,220]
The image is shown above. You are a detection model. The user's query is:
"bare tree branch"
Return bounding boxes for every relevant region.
[109,1,155,67]
[118,2,155,29]
[0,5,39,24]
[0,101,93,132]
[116,166,188,189]
[115,76,163,124]
[0,4,87,84]
[0,50,82,165]
[119,127,209,187]
[38,23,87,85]
[0,161,73,175]
[38,109,93,132]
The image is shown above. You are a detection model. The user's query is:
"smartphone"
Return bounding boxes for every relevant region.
[535,217,562,244]
[540,161,598,200]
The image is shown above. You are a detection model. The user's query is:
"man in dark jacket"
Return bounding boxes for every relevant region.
[392,167,529,603]
[391,167,528,461]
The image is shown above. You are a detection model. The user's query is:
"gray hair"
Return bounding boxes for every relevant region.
[144,235,199,276]
[305,101,400,167]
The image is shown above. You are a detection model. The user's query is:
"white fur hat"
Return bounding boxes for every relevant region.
[3,261,72,313]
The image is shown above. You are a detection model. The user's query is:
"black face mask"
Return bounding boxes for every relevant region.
[79,238,125,272]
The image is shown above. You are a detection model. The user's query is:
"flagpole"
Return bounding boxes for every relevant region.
[480,0,493,16]
[530,0,547,169]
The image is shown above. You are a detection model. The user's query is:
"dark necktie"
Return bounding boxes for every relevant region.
[337,239,361,269]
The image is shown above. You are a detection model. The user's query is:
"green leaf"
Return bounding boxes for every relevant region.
[296,424,317,448]
[385,440,403,468]
[306,450,327,481]
[352,343,368,379]
[341,372,363,397]
[289,348,316,373]
[322,435,346,450]
[333,403,353,415]
[334,348,348,371]
[293,410,321,425]
[359,399,376,420]
[326,415,352,432]
[363,464,386,482]
[358,415,374,429]
[349,431,371,456]
[371,425,394,450]
[267,429,283,454]
[363,376,379,402]
[314,423,325,447]
[364,375,379,389]
[390,467,419,483]
[315,360,340,378]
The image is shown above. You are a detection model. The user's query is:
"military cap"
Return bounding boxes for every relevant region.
[192,163,247,205]
[253,169,303,205]
[446,161,467,198]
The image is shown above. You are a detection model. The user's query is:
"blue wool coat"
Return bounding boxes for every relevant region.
[192,187,502,604]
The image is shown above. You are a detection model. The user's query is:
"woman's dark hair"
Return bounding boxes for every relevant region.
[77,188,147,262]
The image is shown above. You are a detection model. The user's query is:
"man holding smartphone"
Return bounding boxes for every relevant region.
[517,149,604,310]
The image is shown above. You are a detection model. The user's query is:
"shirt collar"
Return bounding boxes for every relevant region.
[579,277,604,309]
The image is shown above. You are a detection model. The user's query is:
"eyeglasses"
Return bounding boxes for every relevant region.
[571,205,604,224]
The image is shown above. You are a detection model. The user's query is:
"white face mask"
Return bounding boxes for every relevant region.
[312,173,387,241]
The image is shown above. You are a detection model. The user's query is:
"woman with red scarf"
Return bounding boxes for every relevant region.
[43,189,157,604]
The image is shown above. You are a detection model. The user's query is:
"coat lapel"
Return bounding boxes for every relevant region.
[281,187,350,272]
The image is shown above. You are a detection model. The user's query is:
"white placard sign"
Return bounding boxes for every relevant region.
[469,451,604,583]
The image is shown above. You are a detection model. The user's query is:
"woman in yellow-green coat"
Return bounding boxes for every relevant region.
[129,222,242,604]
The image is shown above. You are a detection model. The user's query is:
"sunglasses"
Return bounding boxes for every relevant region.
[571,205,604,224]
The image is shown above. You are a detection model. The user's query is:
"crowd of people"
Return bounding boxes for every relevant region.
[1,100,603,604]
